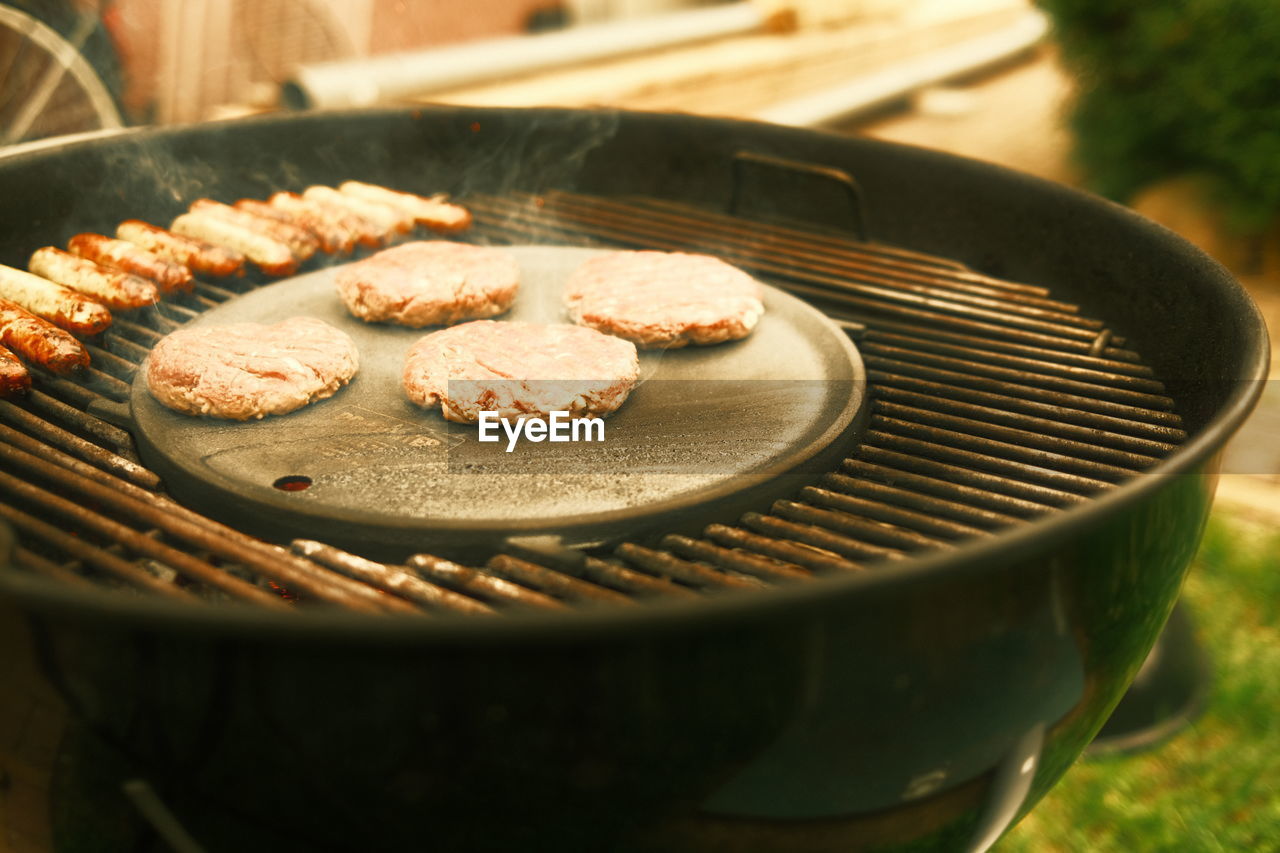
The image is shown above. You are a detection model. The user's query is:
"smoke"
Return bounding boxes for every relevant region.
[452,108,622,201]
[98,135,222,211]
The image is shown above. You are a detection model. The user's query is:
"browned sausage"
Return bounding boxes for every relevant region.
[170,212,298,277]
[271,191,382,249]
[304,185,413,237]
[0,344,30,396]
[189,199,318,260]
[116,219,246,278]
[236,198,356,255]
[0,298,89,374]
[29,247,158,311]
[339,180,472,232]
[231,199,297,225]
[68,233,193,292]
[0,264,112,335]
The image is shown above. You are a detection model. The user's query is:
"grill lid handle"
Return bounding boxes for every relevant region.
[729,150,869,241]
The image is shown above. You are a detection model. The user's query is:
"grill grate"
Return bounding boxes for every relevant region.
[0,192,1186,613]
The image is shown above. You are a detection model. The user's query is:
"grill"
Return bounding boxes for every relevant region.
[0,107,1266,853]
[2,188,1184,611]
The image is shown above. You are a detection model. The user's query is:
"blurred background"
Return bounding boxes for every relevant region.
[2,0,1277,848]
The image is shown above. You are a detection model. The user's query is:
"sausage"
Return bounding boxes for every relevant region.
[304,185,414,237]
[339,180,472,232]
[0,344,30,397]
[0,298,90,374]
[171,212,298,277]
[272,191,382,249]
[189,199,318,261]
[116,219,246,278]
[232,198,292,224]
[0,264,112,335]
[29,247,158,311]
[68,233,193,292]
[236,197,355,255]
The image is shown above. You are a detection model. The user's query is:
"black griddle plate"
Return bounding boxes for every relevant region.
[130,246,866,557]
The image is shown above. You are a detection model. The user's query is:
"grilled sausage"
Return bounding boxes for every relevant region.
[271,191,382,249]
[69,233,194,293]
[116,219,246,278]
[29,247,158,311]
[304,185,414,237]
[236,197,355,255]
[0,344,30,396]
[0,298,90,374]
[171,212,298,277]
[189,199,318,261]
[0,264,112,335]
[339,180,472,232]
[232,198,293,224]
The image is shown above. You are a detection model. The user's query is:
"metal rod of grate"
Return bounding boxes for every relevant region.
[0,192,1186,614]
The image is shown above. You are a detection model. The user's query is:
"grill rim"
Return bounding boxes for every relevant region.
[0,107,1268,639]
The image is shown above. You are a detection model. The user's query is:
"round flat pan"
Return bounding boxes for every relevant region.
[130,245,865,556]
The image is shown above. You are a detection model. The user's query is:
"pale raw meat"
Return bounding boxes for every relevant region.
[335,241,519,328]
[564,250,765,348]
[402,320,638,423]
[147,317,358,420]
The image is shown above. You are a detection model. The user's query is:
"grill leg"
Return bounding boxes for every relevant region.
[1085,601,1211,756]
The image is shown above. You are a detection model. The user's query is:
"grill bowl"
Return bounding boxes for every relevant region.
[0,107,1267,851]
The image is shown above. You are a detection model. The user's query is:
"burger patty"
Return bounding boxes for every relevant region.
[147,317,359,420]
[403,320,639,423]
[335,241,519,327]
[564,250,765,348]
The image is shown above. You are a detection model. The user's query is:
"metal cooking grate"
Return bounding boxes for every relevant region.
[0,190,1186,614]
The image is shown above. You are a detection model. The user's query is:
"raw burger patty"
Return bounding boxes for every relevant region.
[147,317,358,420]
[564,250,765,348]
[335,241,519,327]
[403,320,639,423]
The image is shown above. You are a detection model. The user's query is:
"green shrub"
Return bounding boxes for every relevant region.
[1039,0,1280,232]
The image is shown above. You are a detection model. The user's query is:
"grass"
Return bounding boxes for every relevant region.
[1001,514,1280,852]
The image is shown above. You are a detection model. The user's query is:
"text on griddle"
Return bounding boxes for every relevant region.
[477,411,605,452]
